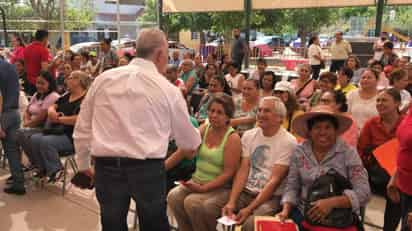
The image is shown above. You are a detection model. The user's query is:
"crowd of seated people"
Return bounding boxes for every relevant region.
[2,28,412,231]
[160,38,412,231]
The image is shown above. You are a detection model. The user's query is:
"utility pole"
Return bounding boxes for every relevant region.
[244,0,251,69]
[375,0,385,36]
[158,0,163,31]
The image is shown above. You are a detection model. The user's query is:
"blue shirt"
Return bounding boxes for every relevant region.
[0,59,19,112]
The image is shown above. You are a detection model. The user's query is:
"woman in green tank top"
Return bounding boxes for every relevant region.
[167,94,241,231]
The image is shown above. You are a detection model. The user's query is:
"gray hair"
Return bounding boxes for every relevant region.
[136,28,167,58]
[71,70,92,90]
[260,96,287,119]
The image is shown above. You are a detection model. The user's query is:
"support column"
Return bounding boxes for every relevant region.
[375,0,385,36]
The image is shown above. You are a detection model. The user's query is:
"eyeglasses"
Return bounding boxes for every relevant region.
[67,76,78,80]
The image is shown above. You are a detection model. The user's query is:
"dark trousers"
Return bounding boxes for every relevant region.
[311,65,322,80]
[233,55,244,71]
[1,110,23,188]
[384,194,402,231]
[330,60,345,73]
[400,191,412,231]
[94,157,169,231]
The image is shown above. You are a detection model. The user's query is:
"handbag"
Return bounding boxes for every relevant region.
[42,120,65,135]
[320,60,326,69]
[304,169,355,228]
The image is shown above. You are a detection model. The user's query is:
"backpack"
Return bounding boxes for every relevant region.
[304,168,355,228]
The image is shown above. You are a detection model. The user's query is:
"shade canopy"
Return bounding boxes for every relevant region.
[162,0,412,12]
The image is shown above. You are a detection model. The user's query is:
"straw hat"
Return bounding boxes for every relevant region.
[291,105,352,139]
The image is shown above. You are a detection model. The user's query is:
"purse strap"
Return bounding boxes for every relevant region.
[296,78,313,97]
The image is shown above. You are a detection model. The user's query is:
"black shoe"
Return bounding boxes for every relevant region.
[6,176,13,185]
[47,169,63,184]
[22,165,36,172]
[4,185,26,195]
[33,170,46,179]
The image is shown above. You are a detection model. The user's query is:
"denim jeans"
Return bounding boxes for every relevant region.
[400,191,412,231]
[94,158,169,231]
[16,127,42,166]
[30,133,74,175]
[1,110,23,188]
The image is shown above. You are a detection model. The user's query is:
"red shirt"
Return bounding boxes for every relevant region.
[9,46,25,64]
[396,112,412,195]
[358,115,404,163]
[24,41,50,85]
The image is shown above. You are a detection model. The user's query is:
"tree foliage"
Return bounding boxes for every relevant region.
[2,0,95,30]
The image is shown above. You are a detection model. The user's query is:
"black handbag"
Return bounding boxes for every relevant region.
[304,168,355,228]
[42,120,65,135]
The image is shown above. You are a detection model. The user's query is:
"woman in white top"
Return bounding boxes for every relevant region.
[389,68,411,113]
[308,35,323,80]
[225,62,245,99]
[347,68,380,131]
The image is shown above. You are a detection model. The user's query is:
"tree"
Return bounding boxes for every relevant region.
[283,8,337,47]
[4,0,94,30]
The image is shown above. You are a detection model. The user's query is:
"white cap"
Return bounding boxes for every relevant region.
[274,81,294,94]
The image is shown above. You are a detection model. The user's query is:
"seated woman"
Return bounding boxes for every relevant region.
[259,71,278,98]
[345,55,364,86]
[198,63,218,89]
[196,76,231,123]
[231,79,260,134]
[358,88,404,231]
[336,67,357,96]
[290,64,316,111]
[225,62,245,98]
[16,71,60,171]
[273,81,303,134]
[167,94,241,231]
[389,68,411,113]
[347,68,380,131]
[309,72,337,107]
[29,71,90,182]
[277,105,370,229]
[318,90,358,148]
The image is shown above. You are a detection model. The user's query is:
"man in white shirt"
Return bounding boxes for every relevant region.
[73,28,201,231]
[330,31,352,73]
[218,96,297,231]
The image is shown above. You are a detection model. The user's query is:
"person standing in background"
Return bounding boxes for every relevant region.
[231,28,248,70]
[23,30,50,96]
[330,31,352,73]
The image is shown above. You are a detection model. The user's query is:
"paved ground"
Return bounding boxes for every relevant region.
[0,168,392,231]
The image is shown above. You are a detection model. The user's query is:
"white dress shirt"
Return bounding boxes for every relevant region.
[74,58,202,170]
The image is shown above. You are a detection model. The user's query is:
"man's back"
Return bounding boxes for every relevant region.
[24,41,49,85]
[74,58,201,164]
[0,60,19,112]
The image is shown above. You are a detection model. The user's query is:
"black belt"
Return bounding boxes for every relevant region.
[94,157,163,167]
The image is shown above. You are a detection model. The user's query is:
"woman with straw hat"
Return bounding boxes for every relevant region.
[276,105,370,230]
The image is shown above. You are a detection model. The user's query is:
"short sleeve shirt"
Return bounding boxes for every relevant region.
[27,92,60,120]
[56,93,85,139]
[24,41,50,85]
[242,127,297,195]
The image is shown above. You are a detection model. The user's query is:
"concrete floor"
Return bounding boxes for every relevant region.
[0,168,391,231]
